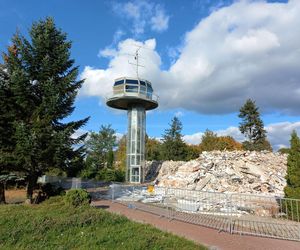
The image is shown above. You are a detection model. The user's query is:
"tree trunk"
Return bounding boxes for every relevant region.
[26,174,38,204]
[0,182,5,204]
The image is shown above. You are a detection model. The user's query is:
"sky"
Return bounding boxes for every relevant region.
[1,0,300,150]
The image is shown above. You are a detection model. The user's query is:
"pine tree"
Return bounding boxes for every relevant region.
[161,117,188,161]
[238,99,272,151]
[2,18,89,203]
[284,130,300,199]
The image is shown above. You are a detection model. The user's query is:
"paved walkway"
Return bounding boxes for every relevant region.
[92,199,300,250]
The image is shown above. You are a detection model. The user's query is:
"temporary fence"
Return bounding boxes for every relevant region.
[38,175,107,189]
[107,184,300,241]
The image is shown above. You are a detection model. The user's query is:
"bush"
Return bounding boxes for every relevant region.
[64,189,91,207]
[114,169,125,182]
[96,168,125,182]
[278,147,290,154]
[41,183,65,198]
[242,139,272,151]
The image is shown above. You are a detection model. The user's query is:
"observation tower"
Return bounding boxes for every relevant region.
[106,49,158,183]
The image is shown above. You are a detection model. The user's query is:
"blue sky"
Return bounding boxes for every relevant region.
[1,0,300,149]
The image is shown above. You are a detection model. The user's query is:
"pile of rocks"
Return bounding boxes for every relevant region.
[146,151,287,195]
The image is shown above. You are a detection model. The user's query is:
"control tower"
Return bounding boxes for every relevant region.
[106,76,158,183]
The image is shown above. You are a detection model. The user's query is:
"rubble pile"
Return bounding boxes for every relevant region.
[149,151,287,195]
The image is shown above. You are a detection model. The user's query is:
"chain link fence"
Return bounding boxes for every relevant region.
[107,184,300,241]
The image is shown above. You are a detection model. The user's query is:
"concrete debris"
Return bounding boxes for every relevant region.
[146,151,287,195]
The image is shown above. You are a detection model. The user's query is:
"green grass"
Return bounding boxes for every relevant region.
[0,197,206,250]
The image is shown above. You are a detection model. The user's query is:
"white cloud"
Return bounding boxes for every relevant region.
[80,38,160,100]
[183,121,300,151]
[113,29,125,44]
[183,132,204,145]
[150,6,169,32]
[82,0,300,115]
[214,126,245,142]
[112,0,169,35]
[265,121,300,150]
[175,111,184,117]
[228,29,280,54]
[98,48,117,58]
[183,127,243,145]
[115,132,124,142]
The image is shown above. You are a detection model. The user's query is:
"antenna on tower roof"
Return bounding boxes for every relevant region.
[128,46,145,79]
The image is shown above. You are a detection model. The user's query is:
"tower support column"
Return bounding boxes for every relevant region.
[126,104,146,183]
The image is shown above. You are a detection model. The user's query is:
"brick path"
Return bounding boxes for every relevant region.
[92,199,300,250]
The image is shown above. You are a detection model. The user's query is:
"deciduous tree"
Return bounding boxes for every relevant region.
[84,125,117,176]
[199,130,242,152]
[146,136,162,161]
[115,135,127,171]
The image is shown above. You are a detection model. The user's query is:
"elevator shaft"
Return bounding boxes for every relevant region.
[126,105,146,183]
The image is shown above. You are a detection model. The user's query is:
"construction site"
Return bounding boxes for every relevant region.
[73,150,299,243]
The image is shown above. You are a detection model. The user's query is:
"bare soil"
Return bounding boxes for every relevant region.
[5,189,26,204]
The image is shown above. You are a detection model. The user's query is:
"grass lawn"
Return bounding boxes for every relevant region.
[0,196,206,250]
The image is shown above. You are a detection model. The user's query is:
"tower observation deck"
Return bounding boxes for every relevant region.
[106,77,158,183]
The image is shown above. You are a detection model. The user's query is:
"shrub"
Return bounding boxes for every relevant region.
[96,168,125,182]
[64,189,91,207]
[278,147,290,154]
[41,183,65,198]
[114,169,125,182]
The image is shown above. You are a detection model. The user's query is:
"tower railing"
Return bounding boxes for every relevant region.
[106,89,159,103]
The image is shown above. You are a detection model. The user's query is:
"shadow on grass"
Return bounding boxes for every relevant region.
[94,205,110,209]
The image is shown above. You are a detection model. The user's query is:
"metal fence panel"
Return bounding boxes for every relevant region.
[108,184,300,241]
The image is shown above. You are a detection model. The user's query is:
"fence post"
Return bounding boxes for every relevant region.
[229,193,233,234]
[112,183,115,202]
[132,185,134,199]
[132,185,136,209]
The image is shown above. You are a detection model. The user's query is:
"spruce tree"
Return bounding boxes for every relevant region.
[161,116,188,161]
[238,99,272,151]
[2,18,88,203]
[0,62,17,203]
[284,130,300,199]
